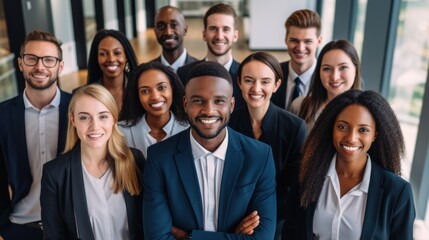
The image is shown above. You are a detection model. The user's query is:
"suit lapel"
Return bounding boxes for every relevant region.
[11,97,30,178]
[123,190,138,239]
[217,129,243,231]
[360,162,384,239]
[70,146,95,240]
[57,91,70,155]
[174,130,204,228]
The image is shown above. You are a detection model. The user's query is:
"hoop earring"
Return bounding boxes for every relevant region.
[125,62,130,73]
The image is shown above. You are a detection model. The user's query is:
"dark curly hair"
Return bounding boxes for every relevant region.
[119,62,186,126]
[87,29,138,85]
[299,89,404,208]
[299,39,362,125]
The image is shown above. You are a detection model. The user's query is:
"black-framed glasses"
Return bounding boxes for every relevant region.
[21,54,61,68]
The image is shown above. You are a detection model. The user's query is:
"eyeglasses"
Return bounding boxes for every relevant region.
[21,54,61,68]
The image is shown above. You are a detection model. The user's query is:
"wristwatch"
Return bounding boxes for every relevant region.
[184,232,192,240]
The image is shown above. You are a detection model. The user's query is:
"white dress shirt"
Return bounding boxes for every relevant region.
[313,154,372,240]
[9,87,61,224]
[285,60,317,109]
[190,128,229,231]
[161,48,189,72]
[82,164,129,240]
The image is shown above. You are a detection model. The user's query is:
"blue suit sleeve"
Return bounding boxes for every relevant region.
[390,182,415,240]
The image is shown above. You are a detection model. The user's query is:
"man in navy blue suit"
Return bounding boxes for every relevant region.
[0,30,71,239]
[143,61,276,239]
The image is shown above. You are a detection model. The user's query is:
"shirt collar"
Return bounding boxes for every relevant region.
[327,153,372,194]
[288,59,317,86]
[160,49,188,72]
[142,111,176,135]
[190,128,229,161]
[204,57,233,72]
[23,86,61,110]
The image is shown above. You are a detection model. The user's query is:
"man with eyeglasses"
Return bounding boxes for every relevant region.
[0,30,71,239]
[149,5,198,72]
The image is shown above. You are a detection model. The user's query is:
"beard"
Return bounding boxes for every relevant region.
[188,115,229,140]
[24,72,58,90]
[207,42,232,57]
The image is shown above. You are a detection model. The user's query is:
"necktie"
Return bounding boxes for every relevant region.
[291,77,302,101]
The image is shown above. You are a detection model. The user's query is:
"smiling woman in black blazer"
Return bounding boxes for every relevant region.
[41,84,144,240]
[284,89,415,240]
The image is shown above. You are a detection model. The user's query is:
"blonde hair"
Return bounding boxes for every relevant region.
[64,84,140,195]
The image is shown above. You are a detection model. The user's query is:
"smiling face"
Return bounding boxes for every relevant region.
[18,41,64,91]
[239,60,281,110]
[97,36,127,79]
[320,49,356,100]
[203,13,238,57]
[154,7,187,52]
[138,69,173,119]
[285,26,321,74]
[333,104,377,164]
[70,95,115,150]
[184,75,234,148]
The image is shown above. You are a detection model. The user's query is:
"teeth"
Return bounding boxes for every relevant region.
[201,119,217,124]
[151,102,164,108]
[343,145,359,151]
[33,74,47,78]
[249,94,263,100]
[164,39,175,43]
[88,134,103,138]
[107,66,119,71]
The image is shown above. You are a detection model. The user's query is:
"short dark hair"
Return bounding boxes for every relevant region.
[20,30,63,59]
[87,29,138,85]
[187,61,232,85]
[285,9,321,36]
[120,62,186,125]
[299,89,404,208]
[238,52,283,83]
[203,3,237,29]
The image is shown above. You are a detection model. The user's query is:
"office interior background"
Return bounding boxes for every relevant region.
[0,0,428,238]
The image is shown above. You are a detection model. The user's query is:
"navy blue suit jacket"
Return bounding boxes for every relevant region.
[0,90,71,228]
[271,61,290,109]
[176,59,245,109]
[41,145,145,240]
[143,128,276,239]
[283,161,415,240]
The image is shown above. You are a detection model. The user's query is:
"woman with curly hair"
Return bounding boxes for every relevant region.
[41,84,144,239]
[284,89,415,240]
[119,62,188,158]
[87,29,138,112]
[290,39,362,131]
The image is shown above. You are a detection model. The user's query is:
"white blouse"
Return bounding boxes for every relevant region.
[313,154,372,240]
[82,163,129,240]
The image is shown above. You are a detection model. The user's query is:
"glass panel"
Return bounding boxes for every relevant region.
[320,0,336,46]
[387,0,429,181]
[83,0,97,57]
[353,0,368,57]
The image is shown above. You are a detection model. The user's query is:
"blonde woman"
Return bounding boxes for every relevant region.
[41,84,144,240]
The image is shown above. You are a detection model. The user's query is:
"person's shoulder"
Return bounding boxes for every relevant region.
[272,104,305,126]
[186,54,199,63]
[229,127,271,152]
[0,94,20,108]
[147,56,162,63]
[371,161,411,189]
[289,96,305,115]
[44,151,72,172]
[148,128,187,152]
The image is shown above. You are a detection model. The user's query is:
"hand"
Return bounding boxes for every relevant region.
[234,210,260,235]
[172,226,188,239]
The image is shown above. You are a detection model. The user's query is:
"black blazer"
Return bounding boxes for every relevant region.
[229,102,307,222]
[41,145,145,240]
[148,53,198,67]
[283,161,415,240]
[271,61,290,109]
[0,90,71,228]
[177,59,245,109]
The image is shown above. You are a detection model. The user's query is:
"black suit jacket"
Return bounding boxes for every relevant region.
[271,61,290,109]
[0,90,71,228]
[177,59,245,109]
[283,161,415,240]
[229,102,307,223]
[148,53,198,67]
[41,145,145,240]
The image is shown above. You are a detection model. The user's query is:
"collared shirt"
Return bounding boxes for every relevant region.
[10,87,61,224]
[313,154,372,240]
[285,59,317,109]
[161,48,189,73]
[118,112,189,159]
[204,57,233,72]
[190,128,229,231]
[82,164,129,240]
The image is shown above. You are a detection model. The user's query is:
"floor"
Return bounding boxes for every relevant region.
[58,17,289,93]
